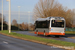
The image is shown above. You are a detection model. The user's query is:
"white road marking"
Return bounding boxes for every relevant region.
[3,41,8,44]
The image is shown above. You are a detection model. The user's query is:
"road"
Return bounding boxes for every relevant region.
[13,31,75,43]
[0,34,65,50]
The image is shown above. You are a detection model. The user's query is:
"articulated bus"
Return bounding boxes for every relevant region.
[34,17,65,37]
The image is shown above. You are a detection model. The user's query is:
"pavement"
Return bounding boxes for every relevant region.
[12,31,75,43]
[0,34,65,50]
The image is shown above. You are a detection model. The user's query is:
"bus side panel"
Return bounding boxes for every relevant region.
[49,32,65,35]
[35,28,49,35]
[35,31,65,35]
[34,31,50,35]
[34,32,37,34]
[35,28,65,36]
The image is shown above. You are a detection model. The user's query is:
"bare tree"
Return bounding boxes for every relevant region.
[30,23,35,31]
[33,0,75,27]
[20,22,28,30]
[25,23,28,30]
[33,0,64,19]
[12,19,18,27]
[0,13,6,25]
[70,9,75,27]
[0,13,5,23]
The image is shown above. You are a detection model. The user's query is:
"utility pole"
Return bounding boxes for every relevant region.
[18,6,20,30]
[28,11,30,30]
[6,0,11,33]
[9,0,11,33]
[2,0,3,31]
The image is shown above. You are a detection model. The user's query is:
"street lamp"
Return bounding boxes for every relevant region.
[2,0,3,31]
[28,11,30,30]
[18,6,20,30]
[6,0,11,33]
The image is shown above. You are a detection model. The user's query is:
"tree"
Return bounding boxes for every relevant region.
[25,23,28,30]
[30,23,35,31]
[0,13,8,30]
[0,13,5,23]
[20,22,28,30]
[70,9,75,27]
[33,0,75,27]
[0,13,6,26]
[12,19,18,27]
[33,0,63,19]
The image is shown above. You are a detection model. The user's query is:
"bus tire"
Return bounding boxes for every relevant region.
[44,35,48,37]
[37,32,39,36]
[37,32,40,36]
[44,30,45,36]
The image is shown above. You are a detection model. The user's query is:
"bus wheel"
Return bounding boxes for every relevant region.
[37,34,40,36]
[47,35,50,37]
[55,35,60,37]
[44,35,48,37]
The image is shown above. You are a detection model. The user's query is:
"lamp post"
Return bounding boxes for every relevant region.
[2,0,3,31]
[28,11,30,30]
[9,0,11,33]
[6,0,11,33]
[18,6,20,30]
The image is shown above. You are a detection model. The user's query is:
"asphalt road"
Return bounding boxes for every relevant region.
[13,31,75,43]
[0,34,65,50]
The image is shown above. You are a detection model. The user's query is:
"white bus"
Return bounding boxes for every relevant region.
[34,17,65,37]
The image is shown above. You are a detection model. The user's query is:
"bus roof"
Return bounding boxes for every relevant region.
[36,17,65,21]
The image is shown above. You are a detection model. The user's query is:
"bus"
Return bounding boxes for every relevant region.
[34,17,65,37]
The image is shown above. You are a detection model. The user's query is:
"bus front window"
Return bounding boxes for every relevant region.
[51,20,64,28]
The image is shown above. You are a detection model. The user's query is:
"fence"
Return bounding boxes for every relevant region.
[66,28,75,31]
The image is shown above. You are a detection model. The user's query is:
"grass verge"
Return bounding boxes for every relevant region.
[0,30,75,50]
[65,31,75,34]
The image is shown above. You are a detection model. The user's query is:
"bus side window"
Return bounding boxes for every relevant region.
[35,21,38,29]
[34,22,36,29]
[47,21,50,28]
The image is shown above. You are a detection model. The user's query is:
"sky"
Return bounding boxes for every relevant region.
[0,0,75,24]
[58,0,75,10]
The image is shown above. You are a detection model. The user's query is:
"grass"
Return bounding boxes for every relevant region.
[0,30,75,48]
[65,31,75,34]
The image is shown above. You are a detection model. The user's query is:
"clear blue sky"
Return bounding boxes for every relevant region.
[58,0,75,10]
[0,0,75,24]
[0,0,39,11]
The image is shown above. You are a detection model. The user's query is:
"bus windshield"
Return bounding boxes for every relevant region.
[51,20,64,28]
[36,21,50,28]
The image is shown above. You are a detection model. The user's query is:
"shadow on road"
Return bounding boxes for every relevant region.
[62,34,75,38]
